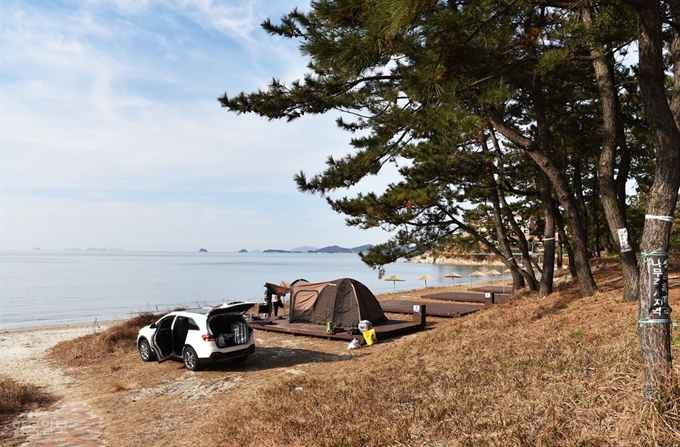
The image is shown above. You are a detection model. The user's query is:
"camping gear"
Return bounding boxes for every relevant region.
[264,282,290,296]
[288,278,387,329]
[362,328,377,345]
[358,320,372,332]
[347,339,361,349]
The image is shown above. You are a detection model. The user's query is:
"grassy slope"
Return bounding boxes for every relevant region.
[37,258,680,446]
[209,261,680,446]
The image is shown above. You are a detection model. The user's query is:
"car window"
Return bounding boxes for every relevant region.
[187,318,199,330]
[158,316,174,329]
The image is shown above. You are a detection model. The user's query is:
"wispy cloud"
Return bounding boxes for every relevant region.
[1,0,390,251]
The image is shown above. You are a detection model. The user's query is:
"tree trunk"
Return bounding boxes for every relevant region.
[484,133,530,292]
[556,234,563,269]
[539,182,556,298]
[488,126,534,291]
[445,213,534,287]
[531,71,557,297]
[635,0,680,402]
[583,4,640,303]
[488,112,598,297]
[490,179,528,290]
[556,211,577,279]
[571,161,590,252]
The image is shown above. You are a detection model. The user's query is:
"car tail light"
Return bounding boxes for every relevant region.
[201,334,215,342]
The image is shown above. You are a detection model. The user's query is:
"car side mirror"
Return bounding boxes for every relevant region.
[150,323,157,329]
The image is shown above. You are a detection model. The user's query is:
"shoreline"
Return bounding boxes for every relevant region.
[0,281,496,397]
[408,255,507,266]
[0,319,123,334]
[0,284,488,332]
[0,281,498,333]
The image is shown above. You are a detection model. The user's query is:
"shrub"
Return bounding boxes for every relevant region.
[48,312,162,367]
[0,377,54,415]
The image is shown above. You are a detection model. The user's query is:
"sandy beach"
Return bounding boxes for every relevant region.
[0,321,119,392]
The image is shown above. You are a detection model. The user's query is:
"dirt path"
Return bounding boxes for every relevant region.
[1,321,116,446]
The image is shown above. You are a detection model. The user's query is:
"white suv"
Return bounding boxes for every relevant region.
[137,301,256,371]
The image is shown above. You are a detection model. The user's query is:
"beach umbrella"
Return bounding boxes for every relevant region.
[487,269,502,284]
[444,271,462,284]
[384,274,405,292]
[416,274,435,288]
[469,271,486,287]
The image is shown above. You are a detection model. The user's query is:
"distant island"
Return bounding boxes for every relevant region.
[311,244,373,254]
[64,248,124,251]
[259,244,373,254]
[199,248,208,252]
[238,249,248,253]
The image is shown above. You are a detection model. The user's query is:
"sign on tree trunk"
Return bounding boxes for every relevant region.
[648,253,671,321]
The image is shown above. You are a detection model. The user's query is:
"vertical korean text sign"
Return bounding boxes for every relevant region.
[649,253,672,320]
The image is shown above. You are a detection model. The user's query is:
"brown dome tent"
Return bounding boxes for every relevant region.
[288,278,387,328]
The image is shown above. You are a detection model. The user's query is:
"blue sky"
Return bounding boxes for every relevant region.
[1,0,394,252]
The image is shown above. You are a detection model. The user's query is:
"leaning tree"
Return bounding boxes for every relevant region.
[220,0,679,402]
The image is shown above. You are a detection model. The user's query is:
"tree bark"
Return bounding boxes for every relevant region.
[532,72,556,297]
[556,210,577,278]
[488,111,598,297]
[635,0,680,402]
[483,132,533,292]
[488,126,535,291]
[583,4,640,303]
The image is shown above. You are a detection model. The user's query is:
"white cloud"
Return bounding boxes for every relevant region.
[0,0,394,252]
[178,0,258,39]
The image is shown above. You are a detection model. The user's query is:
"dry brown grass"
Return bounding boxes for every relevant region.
[50,311,161,367]
[0,377,54,416]
[42,258,680,446]
[206,260,680,447]
[0,377,55,445]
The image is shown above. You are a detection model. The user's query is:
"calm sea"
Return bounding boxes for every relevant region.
[0,251,492,329]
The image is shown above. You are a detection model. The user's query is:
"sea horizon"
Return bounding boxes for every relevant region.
[0,250,504,330]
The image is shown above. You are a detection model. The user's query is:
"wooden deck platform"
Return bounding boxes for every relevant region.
[422,291,511,304]
[422,291,489,303]
[380,300,483,317]
[469,286,513,295]
[249,306,427,342]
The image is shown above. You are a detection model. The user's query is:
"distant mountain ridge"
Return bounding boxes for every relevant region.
[262,244,373,254]
[290,246,319,253]
[310,244,373,254]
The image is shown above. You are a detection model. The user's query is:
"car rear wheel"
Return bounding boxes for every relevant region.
[138,339,155,362]
[232,355,248,364]
[183,346,201,371]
